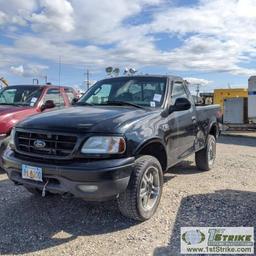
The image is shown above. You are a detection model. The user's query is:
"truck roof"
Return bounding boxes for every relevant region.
[7,84,73,89]
[100,74,184,82]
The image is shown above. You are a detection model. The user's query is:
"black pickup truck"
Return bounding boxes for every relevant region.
[3,75,220,221]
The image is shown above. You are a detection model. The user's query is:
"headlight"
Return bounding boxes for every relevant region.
[81,136,126,154]
[9,128,15,148]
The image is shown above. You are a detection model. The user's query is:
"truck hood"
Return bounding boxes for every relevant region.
[16,106,153,133]
[0,105,29,115]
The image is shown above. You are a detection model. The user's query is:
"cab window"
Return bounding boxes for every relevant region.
[87,84,111,104]
[44,89,65,107]
[64,88,76,103]
[171,82,188,104]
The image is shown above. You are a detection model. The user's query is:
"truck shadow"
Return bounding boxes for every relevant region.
[0,164,179,255]
[0,160,203,255]
[154,189,256,256]
[168,160,202,175]
[0,182,139,255]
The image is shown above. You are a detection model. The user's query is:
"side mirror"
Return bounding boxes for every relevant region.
[41,100,55,111]
[71,98,79,105]
[169,97,191,113]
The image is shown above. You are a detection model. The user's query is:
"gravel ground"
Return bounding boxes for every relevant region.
[0,135,256,256]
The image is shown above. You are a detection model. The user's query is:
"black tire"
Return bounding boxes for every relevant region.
[195,135,216,171]
[0,137,9,173]
[117,155,163,221]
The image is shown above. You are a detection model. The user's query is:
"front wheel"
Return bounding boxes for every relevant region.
[117,155,163,221]
[195,135,216,171]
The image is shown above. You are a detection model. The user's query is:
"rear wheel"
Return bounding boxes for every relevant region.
[195,135,216,171]
[117,155,163,221]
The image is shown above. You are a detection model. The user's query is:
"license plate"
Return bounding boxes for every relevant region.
[22,164,43,182]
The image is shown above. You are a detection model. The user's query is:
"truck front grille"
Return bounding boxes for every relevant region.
[15,130,77,158]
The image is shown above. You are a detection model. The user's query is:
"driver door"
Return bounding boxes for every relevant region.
[166,81,196,165]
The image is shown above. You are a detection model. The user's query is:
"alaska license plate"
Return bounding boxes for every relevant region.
[22,164,43,182]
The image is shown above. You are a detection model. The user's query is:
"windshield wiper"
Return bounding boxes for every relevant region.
[0,103,18,106]
[103,101,145,109]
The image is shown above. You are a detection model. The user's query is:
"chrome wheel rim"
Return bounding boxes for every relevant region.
[139,166,160,211]
[208,139,216,166]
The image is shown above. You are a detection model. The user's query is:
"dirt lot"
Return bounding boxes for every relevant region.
[0,135,256,256]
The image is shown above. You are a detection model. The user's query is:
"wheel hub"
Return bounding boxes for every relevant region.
[139,166,160,211]
[208,140,216,165]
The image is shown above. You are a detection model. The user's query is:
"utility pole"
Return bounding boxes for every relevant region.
[33,78,39,85]
[86,69,90,90]
[196,84,200,100]
[84,68,90,91]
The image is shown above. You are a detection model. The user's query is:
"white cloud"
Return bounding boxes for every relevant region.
[31,0,75,32]
[10,64,48,77]
[0,0,37,26]
[0,11,7,25]
[149,0,256,75]
[10,65,24,76]
[1,0,256,82]
[184,77,212,86]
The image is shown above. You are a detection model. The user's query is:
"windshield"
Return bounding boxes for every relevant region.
[0,86,43,106]
[78,77,167,108]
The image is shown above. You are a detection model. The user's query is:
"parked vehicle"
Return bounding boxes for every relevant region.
[0,84,78,140]
[0,84,78,170]
[3,75,220,220]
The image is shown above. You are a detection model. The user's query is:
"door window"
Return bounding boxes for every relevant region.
[44,89,65,107]
[171,82,188,104]
[64,88,76,103]
[87,84,111,104]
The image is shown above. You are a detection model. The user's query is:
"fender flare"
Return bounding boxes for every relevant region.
[133,137,166,156]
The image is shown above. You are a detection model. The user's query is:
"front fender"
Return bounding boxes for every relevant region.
[133,137,166,156]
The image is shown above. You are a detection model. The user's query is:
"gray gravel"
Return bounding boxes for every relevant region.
[0,135,256,256]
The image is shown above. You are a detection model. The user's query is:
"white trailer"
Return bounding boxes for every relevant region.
[248,76,256,123]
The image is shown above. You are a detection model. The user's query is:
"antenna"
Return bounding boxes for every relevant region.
[58,56,61,86]
[58,56,62,107]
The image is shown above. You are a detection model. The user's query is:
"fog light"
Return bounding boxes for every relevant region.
[78,185,98,192]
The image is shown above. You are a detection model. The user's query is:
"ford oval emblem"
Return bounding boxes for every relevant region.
[34,139,46,149]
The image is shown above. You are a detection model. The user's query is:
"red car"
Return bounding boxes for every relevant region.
[0,84,78,141]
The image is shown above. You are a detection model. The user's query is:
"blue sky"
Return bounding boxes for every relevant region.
[1,0,256,92]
